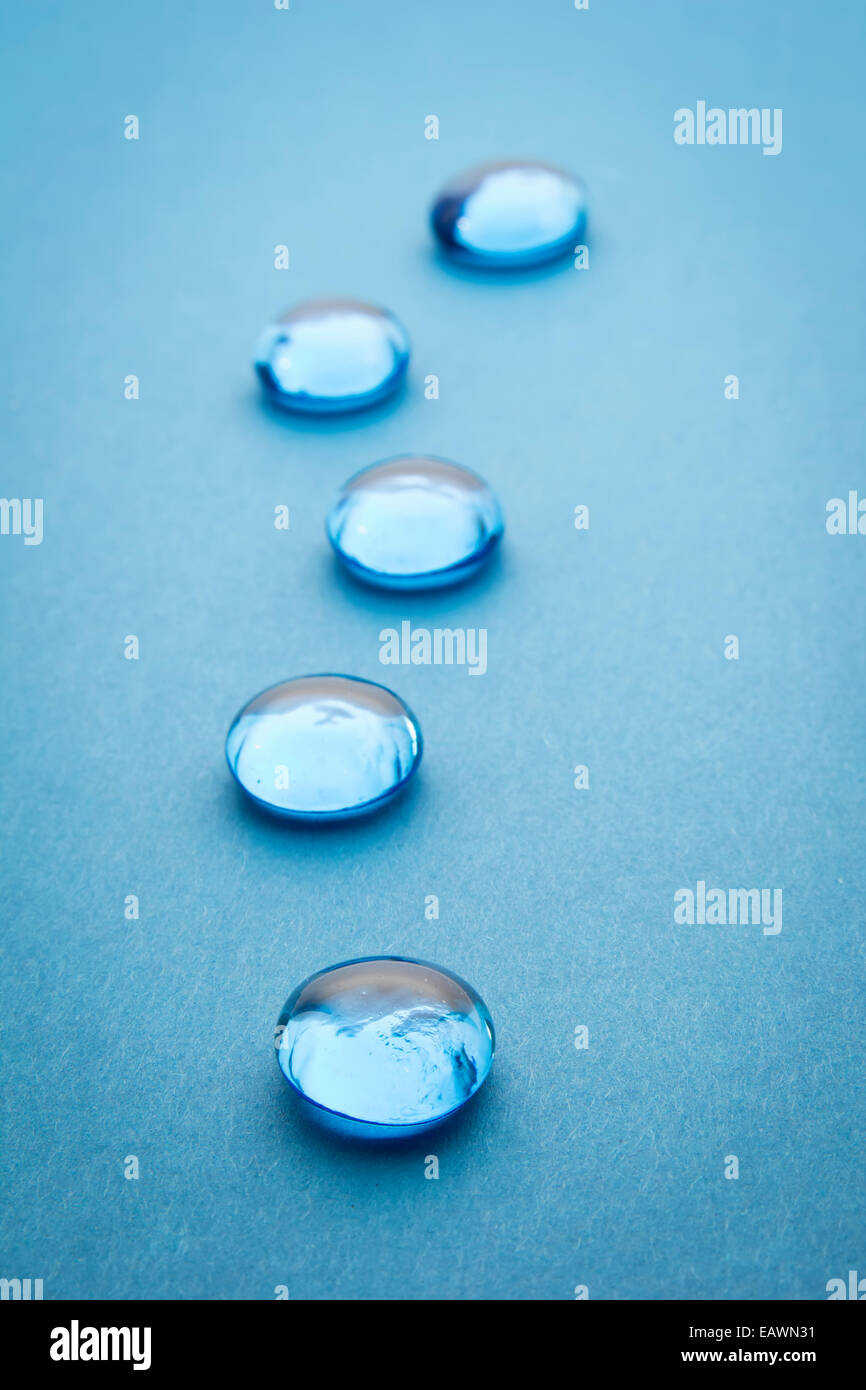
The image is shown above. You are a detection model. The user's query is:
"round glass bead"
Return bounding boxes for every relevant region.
[326,455,504,589]
[431,159,587,268]
[225,675,422,821]
[254,299,410,413]
[276,956,495,1138]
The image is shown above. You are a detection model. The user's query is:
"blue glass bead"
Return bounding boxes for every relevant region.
[326,455,504,590]
[225,675,421,821]
[254,299,410,413]
[276,956,495,1139]
[431,160,587,268]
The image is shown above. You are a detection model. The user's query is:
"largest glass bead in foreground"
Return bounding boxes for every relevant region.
[431,159,587,268]
[276,957,495,1139]
[225,675,422,821]
[254,298,410,413]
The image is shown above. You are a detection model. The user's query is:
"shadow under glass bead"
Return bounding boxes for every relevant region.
[225,675,422,821]
[431,159,587,268]
[254,299,410,413]
[276,956,495,1139]
[326,455,504,590]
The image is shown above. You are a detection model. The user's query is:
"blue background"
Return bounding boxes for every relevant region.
[1,0,864,1300]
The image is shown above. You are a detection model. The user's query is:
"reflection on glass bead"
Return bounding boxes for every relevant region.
[326,455,504,590]
[254,299,410,413]
[225,675,421,821]
[276,956,495,1138]
[431,160,587,268]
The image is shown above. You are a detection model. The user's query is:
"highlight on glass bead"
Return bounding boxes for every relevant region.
[254,298,410,413]
[275,956,495,1139]
[326,454,504,590]
[430,159,587,269]
[225,675,422,821]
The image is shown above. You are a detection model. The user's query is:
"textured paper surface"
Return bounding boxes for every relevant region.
[1,0,863,1299]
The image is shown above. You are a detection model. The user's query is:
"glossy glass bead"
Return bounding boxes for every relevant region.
[254,299,410,413]
[431,159,587,268]
[276,956,495,1138]
[225,675,421,821]
[326,455,504,589]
